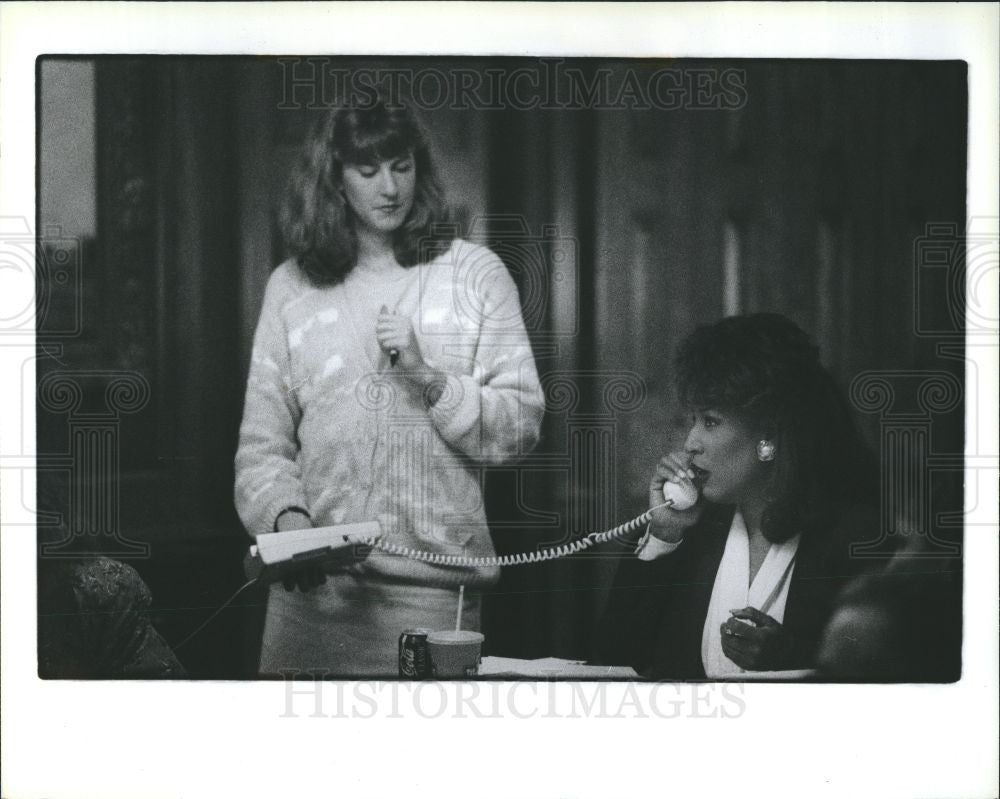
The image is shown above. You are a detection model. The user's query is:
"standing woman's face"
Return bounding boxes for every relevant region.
[341,152,417,236]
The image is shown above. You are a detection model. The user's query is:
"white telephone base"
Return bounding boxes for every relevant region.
[243,521,382,583]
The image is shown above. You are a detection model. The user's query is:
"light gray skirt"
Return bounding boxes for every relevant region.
[258,571,481,677]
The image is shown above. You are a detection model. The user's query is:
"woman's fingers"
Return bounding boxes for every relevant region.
[666,452,696,480]
[377,336,406,352]
[652,452,695,484]
[376,328,408,344]
[722,618,758,639]
[375,328,409,352]
[721,634,753,665]
[651,454,698,514]
[377,312,410,331]
[312,572,327,590]
[376,314,419,358]
[647,451,703,538]
[721,610,795,670]
[281,565,327,593]
[298,572,323,592]
[730,606,778,628]
[721,623,762,665]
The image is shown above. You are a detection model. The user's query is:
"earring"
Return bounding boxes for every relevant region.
[756,440,776,462]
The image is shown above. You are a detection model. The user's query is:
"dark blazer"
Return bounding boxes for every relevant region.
[594,501,876,679]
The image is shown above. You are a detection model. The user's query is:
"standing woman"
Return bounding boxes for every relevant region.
[235,99,544,677]
[596,313,880,679]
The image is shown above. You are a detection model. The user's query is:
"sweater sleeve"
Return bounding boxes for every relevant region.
[234,266,308,537]
[427,244,545,464]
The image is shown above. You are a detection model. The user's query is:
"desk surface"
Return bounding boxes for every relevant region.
[478,657,815,681]
[479,656,638,679]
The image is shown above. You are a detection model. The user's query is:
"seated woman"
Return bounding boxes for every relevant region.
[595,313,881,679]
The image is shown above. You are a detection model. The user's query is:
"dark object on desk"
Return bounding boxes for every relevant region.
[36,473,186,679]
[816,565,961,682]
[38,557,187,679]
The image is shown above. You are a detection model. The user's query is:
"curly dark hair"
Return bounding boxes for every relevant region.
[675,313,877,543]
[280,97,453,286]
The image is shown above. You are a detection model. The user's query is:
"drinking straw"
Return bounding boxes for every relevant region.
[455,584,465,632]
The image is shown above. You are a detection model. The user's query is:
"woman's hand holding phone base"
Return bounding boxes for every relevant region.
[274,510,327,593]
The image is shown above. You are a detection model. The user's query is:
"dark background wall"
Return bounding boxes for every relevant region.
[37,57,966,676]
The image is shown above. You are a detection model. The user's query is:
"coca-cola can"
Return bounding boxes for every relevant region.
[398,628,432,678]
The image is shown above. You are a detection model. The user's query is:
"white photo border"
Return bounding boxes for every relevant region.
[2,3,997,798]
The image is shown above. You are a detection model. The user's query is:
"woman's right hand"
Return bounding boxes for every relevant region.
[275,511,327,593]
[647,452,703,544]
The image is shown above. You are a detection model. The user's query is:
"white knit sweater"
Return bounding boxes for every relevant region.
[234,239,544,587]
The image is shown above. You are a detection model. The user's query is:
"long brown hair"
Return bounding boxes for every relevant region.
[280,98,453,286]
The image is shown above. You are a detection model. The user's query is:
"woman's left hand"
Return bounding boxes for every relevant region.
[720,606,796,671]
[376,306,426,371]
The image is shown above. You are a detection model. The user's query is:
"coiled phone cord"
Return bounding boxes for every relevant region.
[362,500,673,568]
[175,500,674,651]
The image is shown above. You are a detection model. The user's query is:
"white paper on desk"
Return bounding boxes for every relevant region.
[479,656,638,679]
[729,668,816,681]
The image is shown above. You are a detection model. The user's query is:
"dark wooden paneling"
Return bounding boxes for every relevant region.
[40,58,965,674]
[584,60,966,649]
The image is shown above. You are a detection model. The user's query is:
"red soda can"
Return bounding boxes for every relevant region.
[398,628,432,678]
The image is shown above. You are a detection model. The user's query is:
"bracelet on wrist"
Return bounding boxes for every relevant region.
[273,506,310,532]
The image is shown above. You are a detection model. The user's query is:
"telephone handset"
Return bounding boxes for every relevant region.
[366,480,701,568]
[662,479,699,510]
